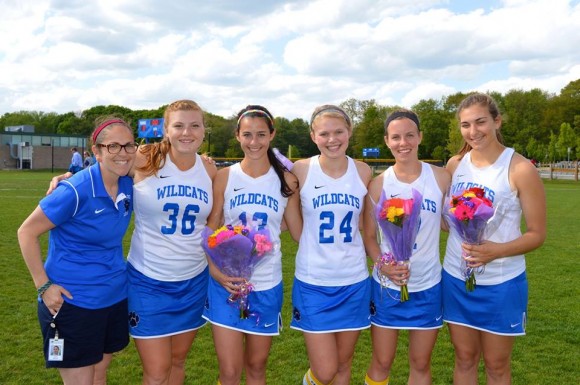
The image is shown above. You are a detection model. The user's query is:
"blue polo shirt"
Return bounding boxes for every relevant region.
[40,164,133,309]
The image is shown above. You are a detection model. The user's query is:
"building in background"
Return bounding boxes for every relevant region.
[1,126,88,170]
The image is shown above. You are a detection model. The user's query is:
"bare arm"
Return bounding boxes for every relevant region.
[355,160,373,230]
[362,176,383,264]
[17,207,73,315]
[204,168,244,292]
[363,174,410,285]
[432,164,452,231]
[462,154,547,262]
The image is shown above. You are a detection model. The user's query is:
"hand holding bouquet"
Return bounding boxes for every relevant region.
[445,187,494,291]
[202,223,272,319]
[374,188,422,302]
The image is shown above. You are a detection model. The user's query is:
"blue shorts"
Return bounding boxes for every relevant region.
[202,276,283,336]
[290,277,371,333]
[38,299,129,368]
[442,269,528,336]
[370,279,443,330]
[128,263,209,338]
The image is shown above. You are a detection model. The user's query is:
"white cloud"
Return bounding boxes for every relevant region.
[0,0,578,120]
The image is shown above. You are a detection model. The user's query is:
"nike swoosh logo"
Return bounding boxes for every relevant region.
[510,323,521,328]
[314,185,324,189]
[264,322,275,327]
[390,194,400,198]
[456,174,465,177]
[436,315,443,321]
[160,175,171,178]
[233,187,244,192]
[95,208,105,214]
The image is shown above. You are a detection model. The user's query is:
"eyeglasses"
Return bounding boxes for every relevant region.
[97,142,139,154]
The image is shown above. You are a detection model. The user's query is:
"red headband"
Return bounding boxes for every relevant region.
[92,119,125,142]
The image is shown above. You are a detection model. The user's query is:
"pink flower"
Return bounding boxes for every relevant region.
[254,234,273,256]
[453,204,473,221]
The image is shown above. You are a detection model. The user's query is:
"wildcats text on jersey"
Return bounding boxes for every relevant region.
[421,198,437,213]
[312,193,360,209]
[156,184,210,203]
[451,182,496,202]
[229,193,280,212]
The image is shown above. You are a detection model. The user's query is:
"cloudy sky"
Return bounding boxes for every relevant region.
[1,0,578,120]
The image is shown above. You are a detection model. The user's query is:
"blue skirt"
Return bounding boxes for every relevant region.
[370,279,443,330]
[203,276,283,336]
[442,269,527,335]
[128,263,209,338]
[290,277,371,333]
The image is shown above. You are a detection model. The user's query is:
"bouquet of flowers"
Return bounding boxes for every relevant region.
[374,188,423,302]
[444,187,494,291]
[202,223,273,319]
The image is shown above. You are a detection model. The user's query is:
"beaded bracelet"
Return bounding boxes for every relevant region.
[37,280,53,297]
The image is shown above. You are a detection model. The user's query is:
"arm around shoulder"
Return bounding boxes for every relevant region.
[202,155,218,180]
[206,167,229,229]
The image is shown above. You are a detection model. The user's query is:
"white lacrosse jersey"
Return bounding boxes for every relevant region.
[295,156,369,286]
[223,163,287,291]
[374,162,443,292]
[127,153,212,281]
[443,148,525,285]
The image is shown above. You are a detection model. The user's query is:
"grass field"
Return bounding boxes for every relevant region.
[0,171,578,384]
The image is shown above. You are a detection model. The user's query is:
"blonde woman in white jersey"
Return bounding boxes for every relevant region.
[443,93,546,384]
[203,105,302,385]
[291,105,372,385]
[363,109,450,385]
[127,100,217,385]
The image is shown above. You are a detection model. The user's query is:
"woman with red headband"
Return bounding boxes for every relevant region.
[46,100,217,385]
[18,116,137,385]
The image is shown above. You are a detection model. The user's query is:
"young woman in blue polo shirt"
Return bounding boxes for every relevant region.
[18,117,137,385]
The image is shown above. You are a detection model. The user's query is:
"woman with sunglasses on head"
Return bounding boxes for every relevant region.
[290,105,372,385]
[203,105,302,385]
[18,117,137,385]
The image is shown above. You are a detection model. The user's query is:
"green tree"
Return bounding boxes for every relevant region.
[543,79,580,136]
[202,113,232,156]
[412,98,452,159]
[446,117,463,157]
[57,112,91,136]
[340,98,376,125]
[351,101,389,158]
[556,123,577,161]
[548,131,558,162]
[500,89,549,154]
[525,137,548,163]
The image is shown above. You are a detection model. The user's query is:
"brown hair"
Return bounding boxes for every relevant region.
[137,100,204,176]
[456,93,504,157]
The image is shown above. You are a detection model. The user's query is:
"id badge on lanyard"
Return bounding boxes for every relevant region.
[48,314,64,361]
